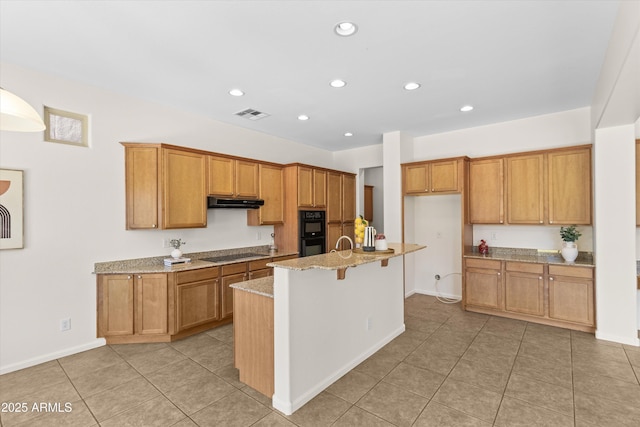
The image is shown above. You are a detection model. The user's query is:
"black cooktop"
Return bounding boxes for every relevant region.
[200,252,263,263]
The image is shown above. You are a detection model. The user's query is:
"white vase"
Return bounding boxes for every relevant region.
[561,241,578,262]
[171,248,183,259]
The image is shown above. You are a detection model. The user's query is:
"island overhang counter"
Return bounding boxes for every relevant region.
[231,243,426,415]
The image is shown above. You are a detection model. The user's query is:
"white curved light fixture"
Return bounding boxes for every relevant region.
[297,114,309,121]
[330,79,347,88]
[0,88,46,132]
[344,132,353,137]
[229,89,244,97]
[460,105,474,112]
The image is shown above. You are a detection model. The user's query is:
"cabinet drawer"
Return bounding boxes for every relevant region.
[465,258,501,270]
[249,259,270,271]
[506,262,544,274]
[221,262,247,276]
[548,265,593,279]
[176,267,218,285]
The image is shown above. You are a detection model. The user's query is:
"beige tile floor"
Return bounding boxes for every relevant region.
[1,294,640,426]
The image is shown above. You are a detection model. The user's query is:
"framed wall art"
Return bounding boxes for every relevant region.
[0,169,24,249]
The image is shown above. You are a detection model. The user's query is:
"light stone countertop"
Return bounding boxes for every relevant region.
[464,247,594,267]
[267,243,426,271]
[230,276,275,298]
[93,246,298,274]
[233,243,426,297]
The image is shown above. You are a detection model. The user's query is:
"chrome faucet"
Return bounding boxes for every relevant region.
[333,235,354,251]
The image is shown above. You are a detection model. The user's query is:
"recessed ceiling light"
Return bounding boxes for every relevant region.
[298,115,309,121]
[334,22,358,37]
[344,132,353,137]
[404,82,421,91]
[460,105,474,112]
[330,79,347,88]
[229,89,244,97]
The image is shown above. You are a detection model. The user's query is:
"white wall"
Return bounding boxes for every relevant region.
[412,195,462,298]
[0,63,337,373]
[364,166,384,233]
[593,125,637,344]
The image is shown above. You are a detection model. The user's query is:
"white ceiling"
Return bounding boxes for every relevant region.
[0,1,620,152]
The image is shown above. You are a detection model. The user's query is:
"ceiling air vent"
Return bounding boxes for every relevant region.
[235,108,270,121]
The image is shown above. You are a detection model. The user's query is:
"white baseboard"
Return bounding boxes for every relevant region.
[0,339,106,375]
[595,331,640,347]
[411,289,462,300]
[272,324,405,415]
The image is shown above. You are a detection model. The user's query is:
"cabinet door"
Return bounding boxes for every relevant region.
[313,169,327,208]
[469,158,504,224]
[98,275,134,336]
[163,148,207,228]
[135,274,168,335]
[637,141,640,226]
[506,154,544,224]
[326,171,343,223]
[504,272,544,316]
[465,268,502,309]
[341,174,356,221]
[248,164,283,225]
[342,222,355,248]
[326,222,343,251]
[547,148,591,225]
[548,275,594,326]
[236,160,260,198]
[297,167,314,207]
[125,146,159,229]
[176,278,219,332]
[207,155,235,197]
[221,270,247,319]
[404,164,428,194]
[430,160,459,192]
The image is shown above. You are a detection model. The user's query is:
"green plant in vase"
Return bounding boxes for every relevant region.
[559,225,580,262]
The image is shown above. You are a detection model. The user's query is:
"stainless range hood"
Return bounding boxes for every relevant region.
[207,196,264,209]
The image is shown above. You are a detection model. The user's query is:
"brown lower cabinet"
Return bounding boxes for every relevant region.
[463,258,595,332]
[97,254,297,344]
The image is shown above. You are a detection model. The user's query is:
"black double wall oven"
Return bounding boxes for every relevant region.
[299,210,326,257]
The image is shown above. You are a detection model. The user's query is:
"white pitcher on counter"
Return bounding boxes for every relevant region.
[363,226,376,252]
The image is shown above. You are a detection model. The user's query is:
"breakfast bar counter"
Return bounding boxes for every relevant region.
[231,242,426,415]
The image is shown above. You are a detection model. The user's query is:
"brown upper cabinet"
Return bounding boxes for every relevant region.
[297,166,327,208]
[469,158,504,224]
[505,146,591,225]
[636,140,640,226]
[506,154,545,224]
[247,163,284,225]
[326,171,343,223]
[123,143,207,229]
[547,148,591,225]
[208,155,259,199]
[403,158,462,195]
[326,171,356,251]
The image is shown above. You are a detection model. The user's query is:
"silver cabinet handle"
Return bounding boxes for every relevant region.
[127,275,131,279]
[137,275,142,279]
[539,220,543,224]
[152,224,157,228]
[550,220,553,224]
[539,276,543,280]
[497,272,501,276]
[550,277,554,281]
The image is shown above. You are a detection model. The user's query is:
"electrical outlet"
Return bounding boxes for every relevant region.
[366,317,372,331]
[491,232,498,241]
[256,232,261,240]
[60,318,71,332]
[162,238,171,248]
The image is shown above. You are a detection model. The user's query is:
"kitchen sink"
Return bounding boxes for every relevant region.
[200,252,264,263]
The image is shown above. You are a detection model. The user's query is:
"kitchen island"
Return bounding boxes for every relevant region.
[231,243,425,415]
